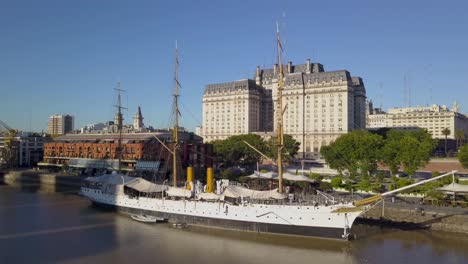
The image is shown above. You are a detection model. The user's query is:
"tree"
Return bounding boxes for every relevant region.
[320,130,383,178]
[399,129,437,176]
[380,129,437,177]
[375,171,385,184]
[455,129,465,149]
[309,173,323,182]
[459,144,468,169]
[441,127,451,157]
[330,176,343,188]
[380,129,405,176]
[212,134,269,167]
[266,134,300,161]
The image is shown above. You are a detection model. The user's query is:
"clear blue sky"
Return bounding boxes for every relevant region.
[1,0,467,132]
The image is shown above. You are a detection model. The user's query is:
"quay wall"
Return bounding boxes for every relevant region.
[358,202,468,234]
[0,169,81,192]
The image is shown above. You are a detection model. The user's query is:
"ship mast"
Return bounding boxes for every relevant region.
[172,42,180,187]
[276,23,285,193]
[114,81,126,173]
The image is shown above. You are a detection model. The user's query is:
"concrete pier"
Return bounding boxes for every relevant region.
[0,169,81,193]
[358,199,468,234]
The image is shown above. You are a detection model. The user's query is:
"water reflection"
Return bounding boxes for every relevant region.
[1,186,468,264]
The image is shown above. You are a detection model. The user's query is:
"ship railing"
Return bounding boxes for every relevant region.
[242,194,353,206]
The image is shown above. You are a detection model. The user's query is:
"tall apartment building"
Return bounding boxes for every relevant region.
[202,59,367,156]
[366,103,468,139]
[48,115,74,135]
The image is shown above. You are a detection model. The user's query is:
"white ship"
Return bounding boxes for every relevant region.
[80,30,457,240]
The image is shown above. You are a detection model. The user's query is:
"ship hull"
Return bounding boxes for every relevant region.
[91,200,351,240]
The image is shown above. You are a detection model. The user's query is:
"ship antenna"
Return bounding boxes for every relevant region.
[114,81,127,173]
[276,22,285,193]
[173,41,180,187]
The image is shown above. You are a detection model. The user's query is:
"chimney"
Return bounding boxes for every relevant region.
[287,61,292,73]
[273,64,278,75]
[306,58,311,73]
[256,65,260,77]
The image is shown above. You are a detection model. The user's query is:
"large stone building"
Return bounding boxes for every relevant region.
[202,59,367,157]
[48,114,74,135]
[367,102,468,140]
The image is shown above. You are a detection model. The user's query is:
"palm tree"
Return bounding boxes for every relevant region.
[455,129,465,149]
[441,128,451,157]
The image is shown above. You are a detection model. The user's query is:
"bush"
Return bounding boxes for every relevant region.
[396,178,413,189]
[375,171,385,184]
[371,183,384,193]
[319,181,333,192]
[309,173,323,182]
[238,176,248,183]
[356,179,371,192]
[330,176,343,188]
[220,168,241,181]
[426,190,445,200]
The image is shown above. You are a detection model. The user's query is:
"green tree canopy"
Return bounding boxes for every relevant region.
[212,134,269,167]
[267,134,300,161]
[399,129,437,176]
[380,129,405,176]
[380,129,437,176]
[459,144,468,169]
[320,130,383,178]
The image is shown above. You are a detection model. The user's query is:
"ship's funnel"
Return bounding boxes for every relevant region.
[206,167,214,193]
[186,166,193,190]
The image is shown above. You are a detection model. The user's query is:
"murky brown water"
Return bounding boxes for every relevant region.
[1,185,468,264]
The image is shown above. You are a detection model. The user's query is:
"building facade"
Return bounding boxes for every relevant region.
[48,115,74,135]
[40,131,213,180]
[366,103,468,140]
[202,59,367,157]
[0,132,49,167]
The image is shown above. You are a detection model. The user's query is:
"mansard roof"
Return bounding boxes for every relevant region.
[204,79,264,95]
[258,62,324,78]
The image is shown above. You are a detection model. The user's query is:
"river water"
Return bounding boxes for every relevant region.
[1,185,468,264]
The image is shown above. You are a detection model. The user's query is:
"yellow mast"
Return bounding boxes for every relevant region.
[276,23,285,193]
[172,42,180,187]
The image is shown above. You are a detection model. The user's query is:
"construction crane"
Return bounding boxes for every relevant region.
[0,119,13,133]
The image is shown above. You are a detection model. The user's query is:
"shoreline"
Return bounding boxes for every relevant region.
[2,169,468,235]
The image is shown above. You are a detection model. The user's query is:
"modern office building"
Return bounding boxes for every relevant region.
[48,114,74,135]
[202,59,367,157]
